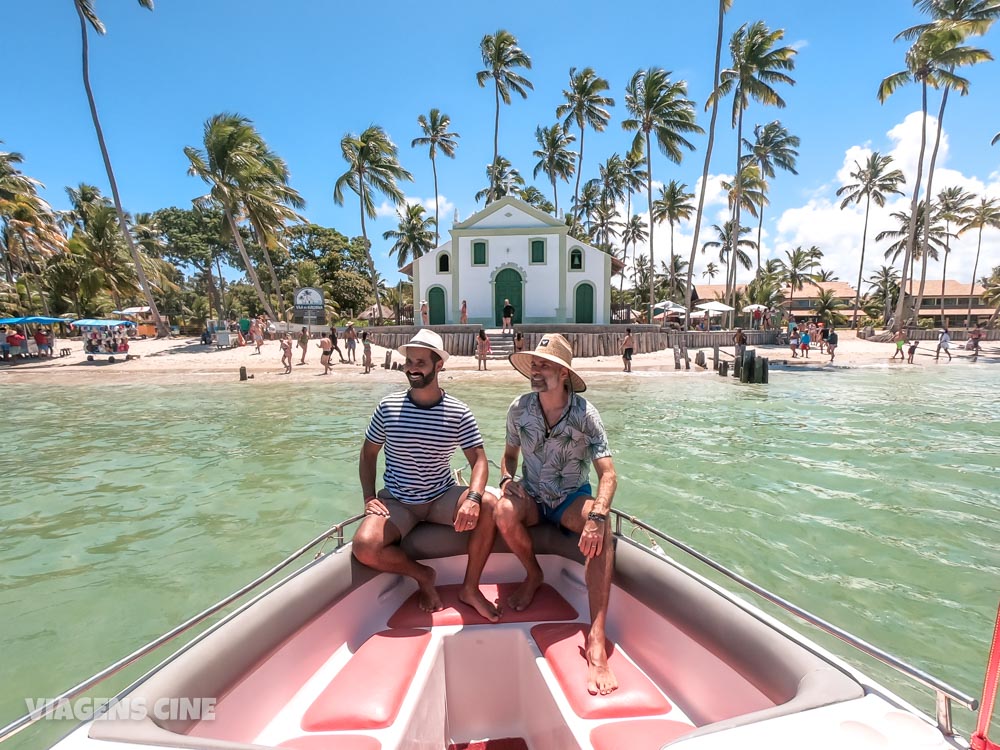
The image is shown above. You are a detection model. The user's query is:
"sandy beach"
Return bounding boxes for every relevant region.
[1,330,993,387]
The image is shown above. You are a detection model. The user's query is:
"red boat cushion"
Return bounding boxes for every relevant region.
[301,629,430,731]
[530,623,672,720]
[387,583,577,628]
[448,739,529,750]
[279,737,381,750]
[590,720,694,750]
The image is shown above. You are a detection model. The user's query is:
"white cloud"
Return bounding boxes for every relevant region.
[374,194,456,223]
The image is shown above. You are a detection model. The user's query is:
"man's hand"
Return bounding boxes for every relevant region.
[578,519,605,558]
[364,498,389,517]
[454,496,480,532]
[503,479,529,503]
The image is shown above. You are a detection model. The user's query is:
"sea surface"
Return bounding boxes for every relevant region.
[1,364,999,747]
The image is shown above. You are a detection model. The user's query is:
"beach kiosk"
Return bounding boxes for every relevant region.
[71,319,137,363]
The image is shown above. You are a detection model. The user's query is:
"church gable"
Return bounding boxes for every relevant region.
[455,196,564,231]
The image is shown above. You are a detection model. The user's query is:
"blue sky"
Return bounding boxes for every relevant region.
[4,1,1000,288]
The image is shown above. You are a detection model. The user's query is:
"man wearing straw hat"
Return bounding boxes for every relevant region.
[352,329,497,616]
[479,333,619,694]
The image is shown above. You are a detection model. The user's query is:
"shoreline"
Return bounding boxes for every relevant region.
[0,330,993,387]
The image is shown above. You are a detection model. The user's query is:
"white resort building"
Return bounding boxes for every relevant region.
[401,196,624,326]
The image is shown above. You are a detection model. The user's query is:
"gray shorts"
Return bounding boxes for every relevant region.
[377,485,466,538]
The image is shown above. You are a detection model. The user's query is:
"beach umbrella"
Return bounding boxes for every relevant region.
[696,300,735,313]
[742,304,768,313]
[357,303,395,321]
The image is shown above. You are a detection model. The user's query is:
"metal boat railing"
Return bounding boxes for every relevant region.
[0,509,977,742]
[610,509,978,735]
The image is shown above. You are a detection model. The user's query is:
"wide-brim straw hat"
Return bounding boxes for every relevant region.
[397,328,449,362]
[509,333,586,392]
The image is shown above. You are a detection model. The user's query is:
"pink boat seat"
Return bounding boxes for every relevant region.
[590,719,694,750]
[387,583,577,628]
[301,629,430,731]
[279,737,381,750]
[530,623,672,720]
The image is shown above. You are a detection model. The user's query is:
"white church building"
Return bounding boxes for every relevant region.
[401,196,624,326]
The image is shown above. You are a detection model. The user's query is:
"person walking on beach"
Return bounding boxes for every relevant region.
[936,327,952,362]
[789,327,800,358]
[733,327,747,362]
[827,327,838,362]
[297,326,310,365]
[621,328,634,373]
[907,338,919,364]
[460,300,468,325]
[476,329,491,370]
[280,333,293,373]
[466,333,619,695]
[362,330,372,373]
[344,322,358,363]
[799,329,811,358]
[970,325,984,359]
[318,333,333,375]
[351,329,494,615]
[502,299,515,335]
[420,300,429,325]
[892,328,907,361]
[329,325,345,363]
[251,320,264,354]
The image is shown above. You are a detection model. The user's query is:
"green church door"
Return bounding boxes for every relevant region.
[494,269,523,326]
[575,283,594,324]
[428,287,446,325]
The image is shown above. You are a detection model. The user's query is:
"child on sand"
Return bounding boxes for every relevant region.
[789,328,800,358]
[907,340,918,364]
[476,329,491,371]
[362,331,372,374]
[280,334,292,373]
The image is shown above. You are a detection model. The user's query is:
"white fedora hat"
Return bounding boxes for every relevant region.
[509,333,586,392]
[398,328,449,362]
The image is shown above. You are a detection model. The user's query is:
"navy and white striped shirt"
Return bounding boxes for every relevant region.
[365,390,483,504]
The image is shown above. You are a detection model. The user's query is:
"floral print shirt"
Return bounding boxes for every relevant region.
[506,392,612,508]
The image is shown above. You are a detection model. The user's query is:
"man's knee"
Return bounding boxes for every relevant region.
[351,523,387,566]
[493,495,521,532]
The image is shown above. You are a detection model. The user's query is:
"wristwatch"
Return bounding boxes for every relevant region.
[587,511,607,523]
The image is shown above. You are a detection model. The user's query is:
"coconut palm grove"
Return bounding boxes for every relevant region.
[3,1,1000,333]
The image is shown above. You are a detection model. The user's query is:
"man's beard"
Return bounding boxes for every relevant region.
[407,370,433,388]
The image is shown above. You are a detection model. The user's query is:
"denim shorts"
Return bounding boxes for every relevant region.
[537,483,592,527]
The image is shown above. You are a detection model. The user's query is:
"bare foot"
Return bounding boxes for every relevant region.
[415,568,443,613]
[506,573,543,612]
[586,641,619,696]
[458,586,501,623]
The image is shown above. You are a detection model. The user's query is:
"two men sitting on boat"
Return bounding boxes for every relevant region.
[352,330,619,696]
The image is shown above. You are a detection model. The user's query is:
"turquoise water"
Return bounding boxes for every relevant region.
[2,365,999,746]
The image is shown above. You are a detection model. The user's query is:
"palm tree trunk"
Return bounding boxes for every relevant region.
[685,0,726,332]
[490,83,501,204]
[216,257,228,317]
[205,260,223,321]
[669,222,676,298]
[730,106,746,329]
[853,195,871,328]
[966,227,983,327]
[358,178,382,325]
[573,125,585,219]
[913,85,950,322]
[552,175,559,216]
[224,209,276,320]
[894,81,929,327]
[431,152,440,247]
[940,241,948,329]
[756,209,765,271]
[77,5,170,339]
[645,131,655,319]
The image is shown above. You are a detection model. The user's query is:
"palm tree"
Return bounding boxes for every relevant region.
[780,246,821,312]
[743,120,800,265]
[383,203,436,269]
[935,185,975,326]
[836,152,906,327]
[720,163,768,312]
[74,0,170,336]
[815,268,839,282]
[685,0,732,331]
[703,261,720,282]
[877,205,949,317]
[879,20,993,325]
[620,214,648,293]
[712,20,797,283]
[651,180,694,294]
[622,67,702,315]
[477,30,533,204]
[959,197,1000,326]
[866,265,902,325]
[556,67,614,214]
[474,156,525,203]
[702,221,755,300]
[813,288,848,326]
[334,125,413,323]
[185,114,294,320]
[532,124,576,216]
[411,109,459,247]
[519,186,555,214]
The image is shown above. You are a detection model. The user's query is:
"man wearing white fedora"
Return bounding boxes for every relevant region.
[352,329,499,617]
[470,333,620,695]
